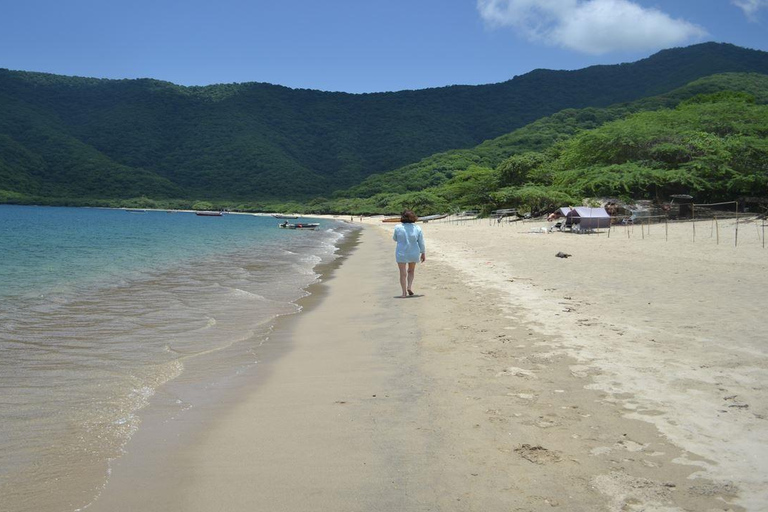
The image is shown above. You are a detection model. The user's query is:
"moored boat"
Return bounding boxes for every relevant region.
[278,221,320,230]
[272,214,300,219]
[195,211,223,217]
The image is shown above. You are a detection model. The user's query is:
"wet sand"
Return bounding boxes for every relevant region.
[88,217,767,511]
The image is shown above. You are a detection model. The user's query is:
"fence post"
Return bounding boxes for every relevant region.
[715,216,719,245]
[692,218,696,243]
[735,202,740,247]
[692,204,696,243]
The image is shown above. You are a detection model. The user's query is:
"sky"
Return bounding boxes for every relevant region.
[1,0,767,93]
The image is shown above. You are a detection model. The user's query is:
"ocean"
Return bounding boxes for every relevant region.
[0,205,357,512]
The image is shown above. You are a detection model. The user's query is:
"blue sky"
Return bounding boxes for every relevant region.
[2,0,767,93]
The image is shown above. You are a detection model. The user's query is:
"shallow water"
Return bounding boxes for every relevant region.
[0,206,354,512]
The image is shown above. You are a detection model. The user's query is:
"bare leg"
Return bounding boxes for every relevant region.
[407,262,416,295]
[398,263,408,297]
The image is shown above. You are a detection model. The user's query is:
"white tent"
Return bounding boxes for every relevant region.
[558,207,611,230]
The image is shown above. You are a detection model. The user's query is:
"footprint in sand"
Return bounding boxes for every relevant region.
[515,444,562,464]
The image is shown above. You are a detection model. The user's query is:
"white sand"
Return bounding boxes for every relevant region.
[402,216,768,510]
[87,216,767,511]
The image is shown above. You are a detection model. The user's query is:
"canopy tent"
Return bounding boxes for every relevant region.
[557,207,611,230]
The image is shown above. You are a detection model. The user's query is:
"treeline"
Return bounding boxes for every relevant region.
[3,74,768,217]
[2,43,768,205]
[279,74,768,215]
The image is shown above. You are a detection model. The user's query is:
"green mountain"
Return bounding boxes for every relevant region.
[321,73,768,215]
[337,73,768,199]
[1,42,768,203]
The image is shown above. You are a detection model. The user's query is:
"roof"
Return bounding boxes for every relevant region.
[558,207,610,218]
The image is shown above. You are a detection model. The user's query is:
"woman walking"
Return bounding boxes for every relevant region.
[392,209,426,298]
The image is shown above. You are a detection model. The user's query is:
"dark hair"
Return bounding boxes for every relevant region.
[400,210,417,223]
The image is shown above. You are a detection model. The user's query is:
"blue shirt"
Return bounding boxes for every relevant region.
[393,223,425,263]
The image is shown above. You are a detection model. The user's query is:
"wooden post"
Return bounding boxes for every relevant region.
[692,204,696,242]
[715,216,719,245]
[763,216,765,249]
[665,216,668,241]
[735,202,740,247]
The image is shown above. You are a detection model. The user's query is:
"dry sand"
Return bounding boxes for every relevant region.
[88,216,767,511]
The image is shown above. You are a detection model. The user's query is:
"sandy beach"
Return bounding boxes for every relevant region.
[87,216,767,511]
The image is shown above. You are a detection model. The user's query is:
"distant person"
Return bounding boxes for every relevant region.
[393,210,426,298]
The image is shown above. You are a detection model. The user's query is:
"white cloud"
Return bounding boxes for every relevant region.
[477,0,707,55]
[732,0,768,20]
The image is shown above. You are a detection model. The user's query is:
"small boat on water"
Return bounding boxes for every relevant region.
[278,221,320,230]
[195,211,223,217]
[125,209,147,214]
[272,214,300,219]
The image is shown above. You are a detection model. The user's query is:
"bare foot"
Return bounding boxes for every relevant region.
[407,290,414,296]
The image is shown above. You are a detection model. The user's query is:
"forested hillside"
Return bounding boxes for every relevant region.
[2,42,768,204]
[315,74,768,216]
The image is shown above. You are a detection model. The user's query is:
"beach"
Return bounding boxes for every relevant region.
[85,216,767,511]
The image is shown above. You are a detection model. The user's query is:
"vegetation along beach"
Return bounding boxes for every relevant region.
[2,1,768,510]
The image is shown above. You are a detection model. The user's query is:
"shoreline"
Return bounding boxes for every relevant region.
[81,225,363,511]
[86,218,766,511]
[86,225,433,511]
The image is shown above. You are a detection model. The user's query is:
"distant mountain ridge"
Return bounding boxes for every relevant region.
[1,42,768,202]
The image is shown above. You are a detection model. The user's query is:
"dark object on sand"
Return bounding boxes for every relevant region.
[555,252,572,258]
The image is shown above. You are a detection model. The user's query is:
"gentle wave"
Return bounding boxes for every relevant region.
[0,206,357,512]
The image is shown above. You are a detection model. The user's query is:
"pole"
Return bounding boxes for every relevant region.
[735,202,740,247]
[715,216,719,245]
[665,216,668,242]
[692,218,696,242]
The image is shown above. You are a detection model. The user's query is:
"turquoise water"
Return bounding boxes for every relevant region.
[0,205,355,512]
[1,206,299,299]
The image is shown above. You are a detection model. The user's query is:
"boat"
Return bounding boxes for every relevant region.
[418,214,448,223]
[381,213,448,223]
[125,209,147,214]
[272,214,300,219]
[195,211,223,217]
[278,221,320,230]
